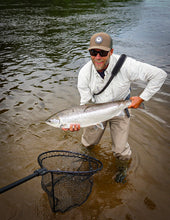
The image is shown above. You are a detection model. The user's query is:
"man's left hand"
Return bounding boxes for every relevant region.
[128,96,144,108]
[62,124,80,132]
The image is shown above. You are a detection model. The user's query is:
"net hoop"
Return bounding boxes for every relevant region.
[37,150,103,176]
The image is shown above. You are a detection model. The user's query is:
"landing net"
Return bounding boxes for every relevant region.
[38,150,103,212]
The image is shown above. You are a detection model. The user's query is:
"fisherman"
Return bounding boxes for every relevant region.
[63,32,167,183]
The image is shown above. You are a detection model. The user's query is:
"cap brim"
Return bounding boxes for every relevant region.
[88,46,111,51]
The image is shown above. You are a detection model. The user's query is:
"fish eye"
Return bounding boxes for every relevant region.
[46,118,60,124]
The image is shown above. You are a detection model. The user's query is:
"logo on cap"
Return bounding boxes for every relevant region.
[95,36,103,44]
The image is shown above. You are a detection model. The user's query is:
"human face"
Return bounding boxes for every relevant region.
[90,48,113,71]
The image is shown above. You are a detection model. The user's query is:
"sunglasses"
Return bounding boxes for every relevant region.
[89,49,109,57]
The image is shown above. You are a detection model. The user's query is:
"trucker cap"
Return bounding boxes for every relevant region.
[88,32,113,51]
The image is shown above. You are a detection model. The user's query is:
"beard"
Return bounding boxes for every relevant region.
[92,56,110,71]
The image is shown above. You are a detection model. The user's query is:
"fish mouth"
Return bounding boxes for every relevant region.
[45,119,51,125]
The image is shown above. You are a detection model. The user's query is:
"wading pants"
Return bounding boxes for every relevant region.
[81,115,131,160]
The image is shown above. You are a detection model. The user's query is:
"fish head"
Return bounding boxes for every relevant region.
[45,116,60,128]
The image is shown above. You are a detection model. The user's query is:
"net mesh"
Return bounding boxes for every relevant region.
[38,150,103,213]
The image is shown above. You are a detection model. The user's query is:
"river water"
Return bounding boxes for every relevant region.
[0,0,170,219]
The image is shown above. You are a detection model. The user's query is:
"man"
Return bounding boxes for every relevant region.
[63,32,167,182]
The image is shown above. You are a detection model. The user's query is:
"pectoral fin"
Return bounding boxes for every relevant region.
[96,122,104,130]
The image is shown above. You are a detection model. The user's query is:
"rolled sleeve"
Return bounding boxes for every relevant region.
[139,69,167,101]
[125,58,167,101]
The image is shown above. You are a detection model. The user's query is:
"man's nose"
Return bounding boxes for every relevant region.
[95,52,102,58]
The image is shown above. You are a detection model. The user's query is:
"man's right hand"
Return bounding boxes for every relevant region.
[62,124,80,132]
[128,96,144,109]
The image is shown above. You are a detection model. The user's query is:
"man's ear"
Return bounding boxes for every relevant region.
[110,48,114,55]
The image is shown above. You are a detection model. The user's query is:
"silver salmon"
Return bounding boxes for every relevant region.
[46,100,131,129]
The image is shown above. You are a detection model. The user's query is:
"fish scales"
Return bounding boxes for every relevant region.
[46,100,131,129]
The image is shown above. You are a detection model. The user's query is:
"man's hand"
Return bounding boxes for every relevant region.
[62,124,80,132]
[128,96,144,109]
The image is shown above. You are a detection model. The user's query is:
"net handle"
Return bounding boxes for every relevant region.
[0,168,47,194]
